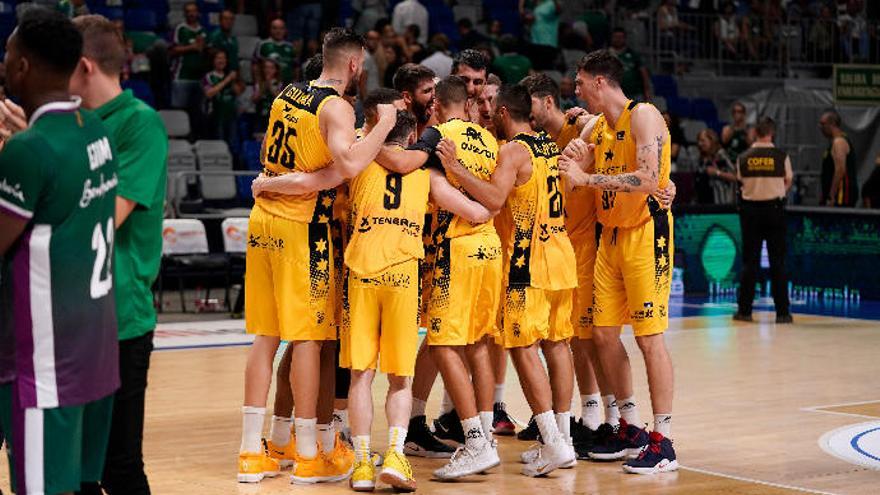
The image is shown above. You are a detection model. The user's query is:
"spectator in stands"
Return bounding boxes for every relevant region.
[392,0,428,46]
[492,35,532,84]
[530,0,561,48]
[287,0,323,45]
[743,0,772,61]
[255,19,296,84]
[361,30,384,96]
[838,0,869,62]
[203,51,240,143]
[558,75,580,110]
[722,101,754,163]
[657,0,695,55]
[352,0,389,34]
[819,110,859,207]
[663,110,685,167]
[787,0,819,22]
[458,18,489,51]
[208,10,240,73]
[862,155,880,208]
[421,33,454,78]
[252,58,282,136]
[609,28,651,102]
[169,2,207,112]
[715,2,744,59]
[695,129,738,205]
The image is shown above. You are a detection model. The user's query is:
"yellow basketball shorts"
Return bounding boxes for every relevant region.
[593,210,674,337]
[426,232,502,347]
[245,205,336,341]
[342,259,420,377]
[500,287,573,348]
[570,233,599,339]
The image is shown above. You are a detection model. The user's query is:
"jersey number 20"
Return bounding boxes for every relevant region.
[267,120,297,169]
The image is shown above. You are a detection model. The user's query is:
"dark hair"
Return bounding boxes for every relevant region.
[363,88,403,121]
[72,15,125,76]
[374,18,391,33]
[393,63,435,94]
[322,27,366,65]
[496,84,531,122]
[755,116,776,137]
[498,34,518,54]
[520,73,560,108]
[406,24,420,39]
[823,109,842,127]
[303,53,323,80]
[577,49,623,87]
[435,75,468,106]
[386,110,417,144]
[16,7,83,76]
[452,48,488,75]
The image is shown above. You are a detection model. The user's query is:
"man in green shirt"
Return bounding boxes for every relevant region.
[491,34,532,84]
[170,2,206,112]
[208,9,240,72]
[70,15,167,495]
[610,27,652,102]
[254,18,296,83]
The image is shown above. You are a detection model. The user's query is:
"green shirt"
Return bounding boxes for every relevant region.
[614,48,645,100]
[202,71,237,122]
[492,54,532,84]
[173,22,206,81]
[531,0,559,47]
[255,39,296,83]
[207,29,240,71]
[95,90,168,341]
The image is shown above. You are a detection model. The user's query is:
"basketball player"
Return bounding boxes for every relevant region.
[0,8,120,494]
[452,49,489,124]
[437,84,578,476]
[559,50,677,475]
[393,63,437,134]
[238,28,397,484]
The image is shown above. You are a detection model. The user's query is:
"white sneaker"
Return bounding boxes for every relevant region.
[520,443,541,464]
[521,435,576,477]
[433,442,501,480]
[562,443,578,469]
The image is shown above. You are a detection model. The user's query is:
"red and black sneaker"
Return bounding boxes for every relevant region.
[492,402,516,436]
[623,431,679,474]
[587,419,649,461]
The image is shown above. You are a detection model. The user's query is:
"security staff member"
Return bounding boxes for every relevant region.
[733,116,793,324]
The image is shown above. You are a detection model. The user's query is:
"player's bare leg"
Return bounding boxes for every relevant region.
[635,333,674,431]
[465,337,497,444]
[316,341,339,456]
[266,343,295,467]
[239,336,283,482]
[289,340,323,460]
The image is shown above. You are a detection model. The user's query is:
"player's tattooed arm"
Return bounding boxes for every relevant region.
[429,168,496,224]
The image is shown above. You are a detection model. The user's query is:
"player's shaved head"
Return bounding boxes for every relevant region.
[322,27,366,67]
[495,84,532,123]
[73,15,126,77]
[435,76,468,107]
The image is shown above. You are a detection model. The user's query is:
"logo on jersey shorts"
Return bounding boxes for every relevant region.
[357,271,413,289]
[248,233,285,251]
[632,301,654,322]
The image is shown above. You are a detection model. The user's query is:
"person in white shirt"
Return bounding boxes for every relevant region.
[420,34,453,78]
[392,0,428,45]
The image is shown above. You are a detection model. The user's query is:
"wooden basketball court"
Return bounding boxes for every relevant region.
[2,308,879,494]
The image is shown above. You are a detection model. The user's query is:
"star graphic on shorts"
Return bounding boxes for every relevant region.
[657,236,667,249]
[436,247,445,259]
[315,239,327,253]
[658,254,667,267]
[517,238,530,249]
[434,267,444,280]
[316,279,327,290]
[604,150,614,162]
[322,196,333,208]
[317,214,330,223]
[317,259,328,272]
[515,255,526,268]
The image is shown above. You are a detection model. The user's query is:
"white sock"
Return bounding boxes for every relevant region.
[240,406,265,453]
[440,389,454,414]
[555,411,572,443]
[534,410,560,443]
[388,426,407,454]
[269,415,292,447]
[479,411,494,442]
[411,398,427,418]
[294,417,318,458]
[654,414,672,437]
[603,394,620,426]
[619,396,639,425]
[493,383,505,405]
[581,393,602,430]
[318,423,336,455]
[333,409,349,431]
[461,415,487,449]
[353,435,371,463]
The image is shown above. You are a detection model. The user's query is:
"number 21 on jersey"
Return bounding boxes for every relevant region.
[90,218,114,299]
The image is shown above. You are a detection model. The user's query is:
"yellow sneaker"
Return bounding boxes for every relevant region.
[379,449,416,492]
[266,437,296,469]
[290,453,324,484]
[322,433,355,481]
[349,460,376,492]
[237,450,281,483]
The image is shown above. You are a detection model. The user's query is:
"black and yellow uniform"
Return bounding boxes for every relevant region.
[499,132,578,349]
[340,156,430,376]
[821,134,859,207]
[245,82,341,341]
[589,101,673,336]
[410,118,503,346]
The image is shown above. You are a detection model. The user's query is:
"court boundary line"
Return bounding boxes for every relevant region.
[680,465,840,495]
[801,399,880,420]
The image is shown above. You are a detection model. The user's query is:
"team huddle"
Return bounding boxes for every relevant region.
[239,28,678,491]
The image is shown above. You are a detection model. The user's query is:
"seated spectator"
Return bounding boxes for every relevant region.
[392,0,428,46]
[721,101,754,163]
[862,155,880,208]
[251,59,282,136]
[663,110,685,167]
[202,51,240,143]
[609,28,650,101]
[809,5,836,65]
[530,0,560,48]
[255,19,296,84]
[458,18,489,51]
[352,0,389,34]
[559,75,580,110]
[695,129,738,205]
[492,35,532,84]
[715,2,743,59]
[208,10,239,73]
[743,0,772,61]
[421,34,454,78]
[169,1,207,112]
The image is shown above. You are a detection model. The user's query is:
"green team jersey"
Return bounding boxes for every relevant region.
[95,90,168,342]
[0,99,120,408]
[614,48,645,100]
[173,22,206,81]
[255,39,296,83]
[202,70,237,122]
[207,29,240,71]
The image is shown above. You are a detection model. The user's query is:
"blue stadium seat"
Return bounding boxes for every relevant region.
[94,6,124,20]
[690,98,719,124]
[241,140,262,172]
[236,175,256,205]
[122,78,155,107]
[125,8,159,31]
[651,74,678,99]
[665,96,691,120]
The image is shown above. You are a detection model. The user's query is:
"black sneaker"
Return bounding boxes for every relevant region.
[587,419,649,461]
[571,418,597,459]
[776,313,793,324]
[403,415,455,458]
[732,312,753,322]
[433,409,465,445]
[516,416,539,441]
[493,402,516,436]
[623,431,679,474]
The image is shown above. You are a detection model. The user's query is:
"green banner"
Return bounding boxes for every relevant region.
[833,65,880,105]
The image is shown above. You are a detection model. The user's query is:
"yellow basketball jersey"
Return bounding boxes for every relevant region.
[555,118,597,243]
[345,159,430,277]
[256,82,341,222]
[504,133,577,291]
[590,101,671,229]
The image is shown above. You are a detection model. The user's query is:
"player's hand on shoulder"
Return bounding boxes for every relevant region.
[565,106,588,121]
[375,103,398,124]
[436,138,459,169]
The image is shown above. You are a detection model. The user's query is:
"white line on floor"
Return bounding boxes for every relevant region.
[680,465,840,495]
[802,399,880,410]
[801,408,880,420]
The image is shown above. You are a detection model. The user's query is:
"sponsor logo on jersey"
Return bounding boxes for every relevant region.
[0,178,24,203]
[87,137,113,171]
[617,131,626,141]
[462,126,486,146]
[79,173,118,208]
[357,215,422,237]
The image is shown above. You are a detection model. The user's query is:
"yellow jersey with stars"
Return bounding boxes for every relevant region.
[589,101,670,229]
[504,132,577,291]
[555,117,596,243]
[410,118,498,239]
[345,153,430,278]
[256,81,341,223]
